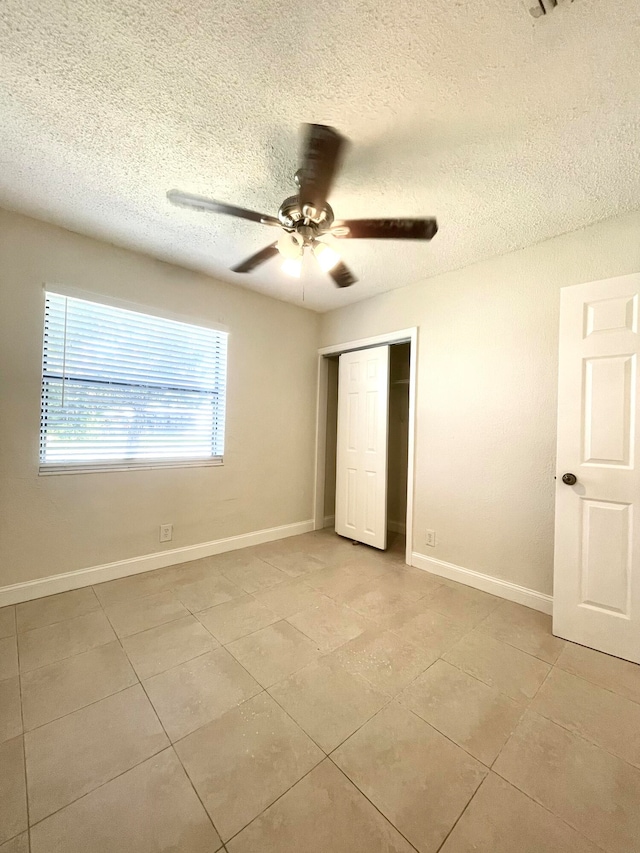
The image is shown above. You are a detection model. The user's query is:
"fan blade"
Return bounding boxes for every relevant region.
[328,260,357,288]
[339,218,438,240]
[167,190,280,226]
[232,242,279,273]
[298,124,346,214]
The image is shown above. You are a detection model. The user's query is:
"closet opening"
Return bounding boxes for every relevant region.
[313,329,417,565]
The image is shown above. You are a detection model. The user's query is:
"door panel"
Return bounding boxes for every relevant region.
[583,355,634,466]
[335,345,389,549]
[554,273,640,663]
[580,500,630,615]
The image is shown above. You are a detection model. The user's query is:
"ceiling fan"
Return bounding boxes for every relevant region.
[167,124,438,288]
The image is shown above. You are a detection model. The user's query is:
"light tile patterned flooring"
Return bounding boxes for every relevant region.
[1,530,640,851]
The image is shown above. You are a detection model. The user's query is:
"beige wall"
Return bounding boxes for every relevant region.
[0,209,320,587]
[320,209,640,596]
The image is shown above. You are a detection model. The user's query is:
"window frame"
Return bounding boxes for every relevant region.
[38,286,229,476]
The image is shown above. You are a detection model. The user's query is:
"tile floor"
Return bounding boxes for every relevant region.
[1,530,640,852]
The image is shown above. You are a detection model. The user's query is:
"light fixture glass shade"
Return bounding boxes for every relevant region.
[281,257,302,278]
[313,241,341,272]
[277,232,303,259]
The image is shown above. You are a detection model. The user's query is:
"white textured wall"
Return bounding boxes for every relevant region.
[0,209,319,587]
[320,210,640,596]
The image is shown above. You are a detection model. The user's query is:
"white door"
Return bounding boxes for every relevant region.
[335,345,390,549]
[554,273,640,663]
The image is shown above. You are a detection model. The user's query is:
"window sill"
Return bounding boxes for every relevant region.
[38,458,224,476]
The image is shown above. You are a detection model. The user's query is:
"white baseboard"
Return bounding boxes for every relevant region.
[323,515,335,529]
[0,520,315,607]
[411,551,553,615]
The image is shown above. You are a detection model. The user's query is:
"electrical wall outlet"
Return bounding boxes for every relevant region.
[425,529,436,547]
[159,523,173,543]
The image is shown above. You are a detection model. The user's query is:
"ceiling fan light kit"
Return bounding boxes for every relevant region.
[313,240,341,273]
[277,231,304,260]
[167,123,438,289]
[281,257,302,278]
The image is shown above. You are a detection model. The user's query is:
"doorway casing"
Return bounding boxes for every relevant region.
[313,328,418,566]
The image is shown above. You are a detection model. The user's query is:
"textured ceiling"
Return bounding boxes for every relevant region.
[0,1,639,312]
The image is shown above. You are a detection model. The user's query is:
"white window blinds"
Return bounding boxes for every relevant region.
[40,292,227,472]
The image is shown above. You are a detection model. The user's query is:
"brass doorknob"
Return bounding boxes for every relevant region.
[562,473,577,485]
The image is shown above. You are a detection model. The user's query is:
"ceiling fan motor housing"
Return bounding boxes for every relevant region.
[278,194,335,236]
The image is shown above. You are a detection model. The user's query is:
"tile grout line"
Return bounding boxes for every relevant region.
[102,571,343,692]
[177,687,326,847]
[485,666,554,774]
[217,757,328,848]
[26,743,178,833]
[326,756,423,853]
[142,550,408,844]
[15,607,116,676]
[121,577,304,847]
[18,598,142,727]
[16,639,115,678]
[269,585,497,705]
[489,753,610,853]
[525,654,555,702]
[110,607,193,639]
[474,623,565,665]
[158,735,226,844]
[305,602,559,845]
[21,681,138,737]
[525,653,640,772]
[24,660,603,851]
[553,652,640,708]
[282,612,377,654]
[91,585,141,689]
[226,648,324,694]
[440,650,549,705]
[168,596,339,848]
[13,589,102,636]
[257,548,352,575]
[326,589,437,627]
[12,542,640,851]
[326,691,604,853]
[432,770,487,853]
[22,595,178,834]
[15,616,31,852]
[101,593,192,640]
[233,546,631,853]
[217,751,422,853]
[397,692,502,772]
[266,664,396,757]
[194,601,285,647]
[22,588,216,834]
[121,639,220,683]
[522,693,640,774]
[302,643,488,849]
[173,739,248,848]
[493,632,614,852]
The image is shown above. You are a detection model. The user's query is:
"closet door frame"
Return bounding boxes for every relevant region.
[314,327,418,567]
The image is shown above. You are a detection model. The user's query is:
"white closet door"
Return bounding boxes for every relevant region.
[554,273,640,663]
[335,345,389,549]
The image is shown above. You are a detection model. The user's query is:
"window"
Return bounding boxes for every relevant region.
[39,291,227,473]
